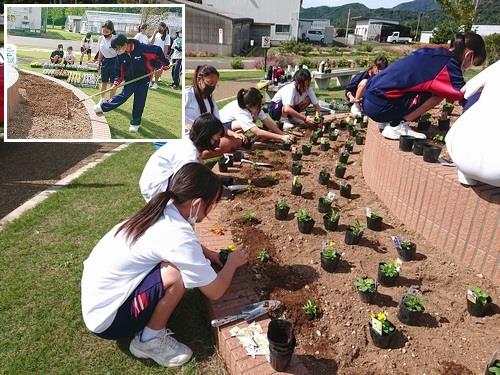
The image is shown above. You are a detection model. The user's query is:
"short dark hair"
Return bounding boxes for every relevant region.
[293,69,312,85]
[373,55,389,70]
[57,44,63,49]
[189,113,225,151]
[102,20,116,35]
[111,34,129,49]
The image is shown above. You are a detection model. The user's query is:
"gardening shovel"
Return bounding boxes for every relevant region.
[211,300,281,327]
[240,159,273,168]
[226,185,249,194]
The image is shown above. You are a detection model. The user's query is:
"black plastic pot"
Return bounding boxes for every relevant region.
[268,319,295,350]
[378,262,399,286]
[310,135,319,145]
[340,184,351,198]
[218,160,228,172]
[225,155,234,167]
[291,184,303,196]
[358,289,376,304]
[320,143,330,151]
[329,132,338,141]
[417,120,431,132]
[323,122,332,133]
[297,218,315,234]
[291,163,302,176]
[275,205,290,220]
[345,143,354,153]
[397,242,416,261]
[369,323,395,349]
[339,153,349,163]
[399,135,416,152]
[269,348,294,372]
[233,151,243,162]
[348,127,358,137]
[345,229,362,245]
[323,213,340,231]
[292,152,302,161]
[423,145,442,163]
[282,143,292,151]
[355,134,365,145]
[318,198,332,213]
[412,139,429,156]
[321,252,341,273]
[335,166,346,178]
[467,297,492,317]
[219,249,230,265]
[318,173,329,186]
[361,120,368,129]
[367,215,383,231]
[398,299,422,325]
[438,119,450,131]
[302,145,312,155]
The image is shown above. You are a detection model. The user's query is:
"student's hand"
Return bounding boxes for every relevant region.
[233,133,248,143]
[304,115,316,126]
[282,134,295,143]
[227,249,248,269]
[205,249,223,268]
[162,65,171,71]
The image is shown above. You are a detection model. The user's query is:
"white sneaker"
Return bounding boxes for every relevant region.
[94,103,103,114]
[98,98,105,107]
[129,125,139,133]
[129,329,193,367]
[351,102,362,117]
[377,122,389,131]
[151,83,159,90]
[149,82,153,88]
[382,121,426,140]
[457,169,478,186]
[283,122,294,130]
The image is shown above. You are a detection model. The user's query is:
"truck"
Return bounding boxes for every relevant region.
[387,32,412,44]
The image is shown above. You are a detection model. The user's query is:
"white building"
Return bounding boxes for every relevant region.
[80,11,142,36]
[202,0,301,42]
[353,17,399,41]
[65,16,82,33]
[472,24,500,37]
[420,30,433,43]
[7,7,42,33]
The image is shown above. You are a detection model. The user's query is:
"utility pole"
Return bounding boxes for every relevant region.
[415,12,422,41]
[345,8,350,44]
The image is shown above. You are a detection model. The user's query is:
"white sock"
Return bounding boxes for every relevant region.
[141,326,163,342]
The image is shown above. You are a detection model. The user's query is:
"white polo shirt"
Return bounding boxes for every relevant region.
[219,100,266,132]
[271,82,319,106]
[139,138,200,202]
[184,86,220,126]
[153,32,171,49]
[97,35,117,59]
[81,202,217,333]
[134,33,149,45]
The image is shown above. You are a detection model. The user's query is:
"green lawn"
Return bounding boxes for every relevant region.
[0,143,220,374]
[9,26,88,41]
[185,70,264,86]
[17,51,182,139]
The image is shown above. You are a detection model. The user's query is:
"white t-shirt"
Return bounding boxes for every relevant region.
[81,36,93,50]
[153,32,171,49]
[271,82,319,107]
[184,86,220,126]
[140,138,200,202]
[97,35,117,59]
[134,33,149,45]
[219,100,266,132]
[81,203,217,333]
[64,51,75,60]
[171,37,182,60]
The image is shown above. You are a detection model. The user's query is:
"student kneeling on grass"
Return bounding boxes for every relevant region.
[94,34,170,133]
[81,162,248,367]
[268,69,322,128]
[220,88,295,143]
[50,44,64,64]
[64,46,76,65]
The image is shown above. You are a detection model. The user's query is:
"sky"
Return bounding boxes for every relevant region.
[302,0,407,8]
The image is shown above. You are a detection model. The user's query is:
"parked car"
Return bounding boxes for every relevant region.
[304,29,325,44]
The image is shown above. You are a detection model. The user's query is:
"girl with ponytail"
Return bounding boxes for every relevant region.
[82,163,248,367]
[219,87,295,143]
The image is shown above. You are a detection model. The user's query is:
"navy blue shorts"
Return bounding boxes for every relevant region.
[463,92,480,112]
[269,102,301,121]
[95,264,165,340]
[101,57,117,83]
[223,121,232,130]
[363,90,432,123]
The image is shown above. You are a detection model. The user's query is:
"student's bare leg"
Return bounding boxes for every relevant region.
[403,96,443,122]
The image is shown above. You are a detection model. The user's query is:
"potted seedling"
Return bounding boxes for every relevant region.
[218,156,230,172]
[282,139,292,151]
[219,244,237,265]
[291,147,303,161]
[413,139,429,155]
[275,199,290,220]
[314,114,324,127]
[339,150,350,164]
[443,102,454,115]
[339,181,352,198]
[366,209,384,231]
[355,132,365,145]
[296,208,315,234]
[339,118,349,129]
[355,277,377,303]
[348,124,358,137]
[265,173,278,186]
[291,176,303,196]
[233,150,243,162]
[246,179,254,193]
[302,142,312,155]
[310,133,319,145]
[399,135,416,152]
[487,360,500,375]
[361,115,369,128]
[417,113,431,131]
[378,260,400,287]
[243,211,258,223]
[318,192,335,213]
[320,137,330,151]
[318,168,330,185]
[433,133,445,144]
[321,240,341,272]
[345,219,364,245]
[303,299,319,320]
[396,238,416,261]
[291,162,302,176]
[368,311,396,349]
[398,288,425,325]
[355,114,363,125]
[423,144,442,163]
[335,162,347,178]
[257,249,271,263]
[323,208,341,231]
[322,121,332,133]
[438,111,450,131]
[345,140,354,153]
[329,129,339,141]
[467,287,492,317]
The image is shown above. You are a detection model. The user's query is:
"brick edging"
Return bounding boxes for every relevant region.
[362,121,500,283]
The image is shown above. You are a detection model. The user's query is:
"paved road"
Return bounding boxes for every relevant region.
[8,35,82,51]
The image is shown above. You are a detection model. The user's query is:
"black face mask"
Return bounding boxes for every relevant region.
[203,84,216,97]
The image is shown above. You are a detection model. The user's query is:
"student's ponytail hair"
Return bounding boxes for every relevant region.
[236,88,263,110]
[116,163,223,244]
[111,34,128,49]
[103,20,116,35]
[189,113,224,151]
[450,32,486,66]
[293,69,312,85]
[139,24,147,33]
[373,55,389,70]
[193,65,219,114]
[159,22,168,41]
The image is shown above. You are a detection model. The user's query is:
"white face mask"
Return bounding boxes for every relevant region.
[187,201,201,228]
[461,51,474,72]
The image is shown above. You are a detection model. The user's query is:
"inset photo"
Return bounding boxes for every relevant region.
[4,4,184,141]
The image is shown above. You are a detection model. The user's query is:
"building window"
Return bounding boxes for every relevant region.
[275,24,290,33]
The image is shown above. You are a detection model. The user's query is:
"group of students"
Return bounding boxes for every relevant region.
[81,31,493,369]
[49,44,76,65]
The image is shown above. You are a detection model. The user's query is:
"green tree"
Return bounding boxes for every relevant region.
[484,33,500,65]
[435,0,478,31]
[432,20,461,43]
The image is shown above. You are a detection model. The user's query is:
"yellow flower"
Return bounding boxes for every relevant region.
[369,312,375,319]
[226,244,236,252]
[328,241,336,249]
[247,179,252,185]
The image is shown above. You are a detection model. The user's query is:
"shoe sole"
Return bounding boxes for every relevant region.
[129,342,192,368]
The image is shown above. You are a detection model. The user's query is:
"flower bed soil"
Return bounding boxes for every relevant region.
[8,72,91,139]
[214,126,499,374]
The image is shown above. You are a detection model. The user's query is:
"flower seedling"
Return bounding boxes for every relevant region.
[488,361,500,375]
[243,211,257,222]
[403,294,425,312]
[254,149,264,158]
[336,162,347,170]
[420,113,431,121]
[327,208,341,222]
[303,299,319,318]
[355,277,376,293]
[321,194,333,206]
[293,176,303,188]
[257,249,271,263]
[246,179,254,193]
[320,138,330,145]
[320,168,330,178]
[322,240,338,260]
[469,287,490,305]
[276,199,289,210]
[251,163,260,171]
[219,244,237,264]
[400,239,413,251]
[314,128,323,138]
[295,208,312,223]
[433,133,445,143]
[367,210,383,220]
[305,141,313,148]
[380,260,400,277]
[314,114,324,125]
[350,219,364,236]
[265,173,278,185]
[370,311,395,335]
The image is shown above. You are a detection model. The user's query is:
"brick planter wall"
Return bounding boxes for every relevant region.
[363,122,500,283]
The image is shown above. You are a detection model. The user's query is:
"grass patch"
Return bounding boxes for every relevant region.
[0,143,218,374]
[185,70,264,86]
[9,26,88,41]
